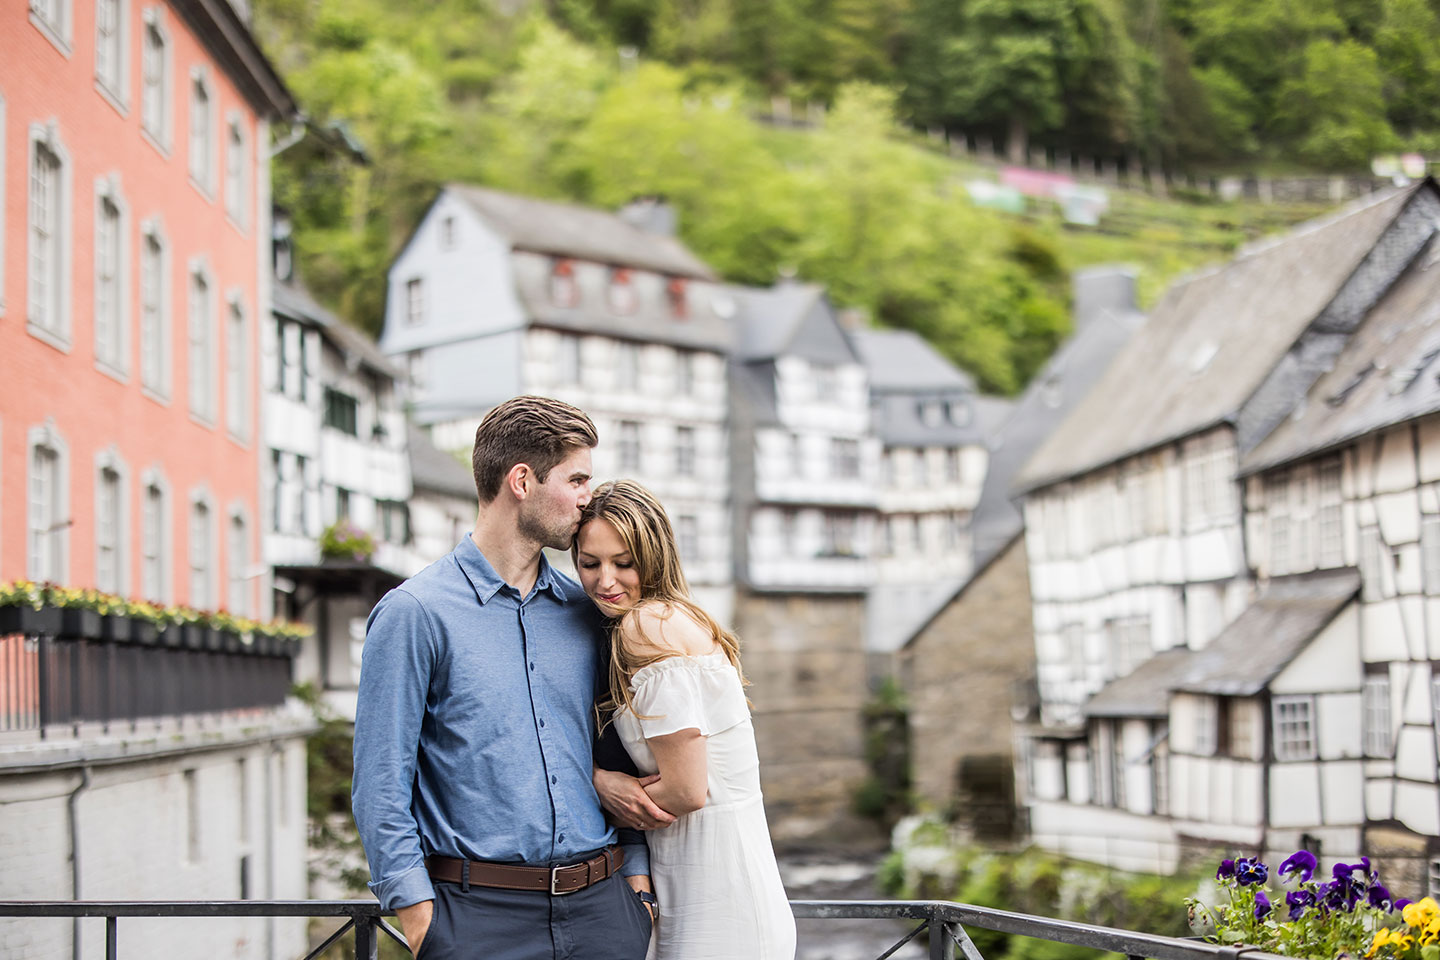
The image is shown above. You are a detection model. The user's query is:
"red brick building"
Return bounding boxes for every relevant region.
[0,0,296,614]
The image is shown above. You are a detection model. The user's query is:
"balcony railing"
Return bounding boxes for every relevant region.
[0,627,292,737]
[0,898,1290,960]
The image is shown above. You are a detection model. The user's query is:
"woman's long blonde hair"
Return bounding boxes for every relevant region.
[575,479,747,726]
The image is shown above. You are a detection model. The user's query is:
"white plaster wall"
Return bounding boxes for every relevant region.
[1272,605,1362,694]
[1269,763,1323,827]
[1027,800,1179,874]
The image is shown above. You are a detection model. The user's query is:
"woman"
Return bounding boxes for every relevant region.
[575,480,796,960]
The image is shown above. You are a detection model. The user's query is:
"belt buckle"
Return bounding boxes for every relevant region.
[550,864,576,896]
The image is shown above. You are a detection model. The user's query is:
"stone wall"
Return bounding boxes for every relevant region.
[901,537,1035,830]
[735,589,880,849]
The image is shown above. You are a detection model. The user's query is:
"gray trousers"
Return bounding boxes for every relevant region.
[416,871,654,960]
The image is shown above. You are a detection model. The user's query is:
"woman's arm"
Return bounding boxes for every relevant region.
[641,728,708,815]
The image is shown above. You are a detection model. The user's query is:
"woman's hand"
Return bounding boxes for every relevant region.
[593,767,678,829]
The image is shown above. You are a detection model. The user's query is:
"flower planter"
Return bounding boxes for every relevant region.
[131,620,160,645]
[180,624,207,649]
[61,608,104,640]
[100,614,130,643]
[203,628,225,652]
[0,604,63,636]
[220,629,242,653]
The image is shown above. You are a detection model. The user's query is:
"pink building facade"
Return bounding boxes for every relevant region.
[0,0,296,615]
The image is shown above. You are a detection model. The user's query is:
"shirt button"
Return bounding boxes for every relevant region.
[551,775,557,784]
[539,718,545,728]
[558,834,565,843]
[530,662,535,671]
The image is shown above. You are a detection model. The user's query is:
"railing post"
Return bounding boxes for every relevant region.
[353,912,379,960]
[37,634,50,738]
[931,920,951,960]
[106,916,118,960]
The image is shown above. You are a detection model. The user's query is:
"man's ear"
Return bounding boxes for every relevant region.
[505,463,531,500]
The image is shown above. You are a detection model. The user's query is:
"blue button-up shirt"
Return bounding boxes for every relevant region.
[352,534,648,910]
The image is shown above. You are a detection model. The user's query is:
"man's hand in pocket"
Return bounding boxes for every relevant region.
[396,900,434,956]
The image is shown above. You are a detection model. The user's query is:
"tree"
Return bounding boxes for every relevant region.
[1274,39,1394,168]
[1375,0,1440,134]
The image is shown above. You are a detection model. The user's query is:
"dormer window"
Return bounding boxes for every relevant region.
[919,399,943,427]
[608,267,637,315]
[550,258,578,307]
[667,276,688,318]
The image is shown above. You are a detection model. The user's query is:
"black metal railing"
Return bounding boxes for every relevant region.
[0,630,293,735]
[0,898,1291,960]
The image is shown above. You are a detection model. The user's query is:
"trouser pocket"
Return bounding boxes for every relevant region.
[414,888,451,960]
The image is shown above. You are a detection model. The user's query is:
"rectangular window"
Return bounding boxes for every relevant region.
[946,448,962,483]
[830,438,861,480]
[188,76,212,190]
[814,364,838,402]
[1364,675,1392,758]
[141,23,167,141]
[226,300,247,439]
[269,450,284,534]
[380,500,410,545]
[789,434,804,478]
[1273,695,1317,761]
[822,511,856,556]
[293,456,309,534]
[675,426,696,477]
[190,500,212,609]
[781,509,799,556]
[676,350,695,395]
[440,215,456,250]
[1267,474,1291,575]
[224,120,245,225]
[95,0,122,94]
[555,334,580,385]
[1317,459,1344,567]
[95,195,122,368]
[1193,696,1218,756]
[96,467,121,593]
[618,421,640,472]
[188,271,213,420]
[28,444,62,582]
[227,514,248,616]
[1423,518,1440,595]
[616,342,639,391]
[29,141,62,333]
[1230,699,1259,758]
[140,232,165,392]
[142,482,164,600]
[323,388,359,436]
[335,486,350,522]
[676,515,699,563]
[275,317,291,394]
[405,277,424,326]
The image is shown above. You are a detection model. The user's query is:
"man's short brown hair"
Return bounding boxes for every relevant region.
[471,396,599,503]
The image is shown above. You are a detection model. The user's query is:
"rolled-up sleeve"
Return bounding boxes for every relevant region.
[352,588,437,910]
[616,826,650,878]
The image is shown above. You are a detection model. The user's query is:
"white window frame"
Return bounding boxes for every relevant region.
[187,259,217,424]
[822,511,857,557]
[1316,458,1344,567]
[830,438,861,480]
[27,422,70,583]
[226,506,251,617]
[27,122,72,349]
[189,490,216,610]
[139,218,171,400]
[675,426,697,477]
[94,0,130,112]
[224,291,249,442]
[676,515,699,563]
[93,449,130,596]
[675,349,694,395]
[1364,674,1393,758]
[617,420,641,472]
[405,277,424,326]
[140,468,172,603]
[140,10,172,151]
[1193,695,1219,756]
[223,113,247,228]
[29,0,73,56]
[93,175,131,378]
[1273,695,1318,762]
[439,215,456,250]
[616,341,639,391]
[187,67,215,196]
[1267,473,1292,575]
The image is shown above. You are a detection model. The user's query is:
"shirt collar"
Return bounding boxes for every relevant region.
[455,534,569,604]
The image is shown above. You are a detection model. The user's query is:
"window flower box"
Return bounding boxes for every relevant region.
[0,604,62,636]
[61,607,104,640]
[101,613,130,643]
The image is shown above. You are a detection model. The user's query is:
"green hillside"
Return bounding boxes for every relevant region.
[255,2,1345,394]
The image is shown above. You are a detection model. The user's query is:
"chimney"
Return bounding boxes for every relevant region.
[1072,265,1137,329]
[619,195,677,236]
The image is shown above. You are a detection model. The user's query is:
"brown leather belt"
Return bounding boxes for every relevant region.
[425,847,624,895]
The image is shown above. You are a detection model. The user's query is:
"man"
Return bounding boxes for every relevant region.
[353,396,672,960]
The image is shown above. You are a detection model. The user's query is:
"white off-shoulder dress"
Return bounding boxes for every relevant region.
[614,652,797,960]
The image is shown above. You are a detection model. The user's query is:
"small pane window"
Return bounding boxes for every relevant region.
[555,335,580,385]
[1193,696,1218,756]
[142,481,165,601]
[617,421,640,472]
[323,388,359,436]
[822,512,856,557]
[1364,675,1392,758]
[676,515,699,563]
[405,277,424,326]
[1273,695,1317,761]
[675,426,696,477]
[550,259,577,307]
[608,267,637,314]
[188,75,213,190]
[190,499,213,610]
[830,438,861,480]
[96,466,122,593]
[616,342,639,391]
[141,23,168,141]
[140,231,166,393]
[95,195,123,368]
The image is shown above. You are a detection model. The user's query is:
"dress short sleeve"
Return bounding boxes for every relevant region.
[629,655,749,739]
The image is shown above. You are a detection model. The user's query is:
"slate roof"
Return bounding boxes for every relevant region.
[849,329,985,446]
[274,280,403,380]
[515,286,733,352]
[1083,649,1197,718]
[1241,236,1440,476]
[1173,568,1360,696]
[448,185,717,280]
[407,424,476,500]
[1013,187,1418,494]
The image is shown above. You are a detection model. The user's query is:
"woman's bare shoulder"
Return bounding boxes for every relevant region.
[619,601,717,658]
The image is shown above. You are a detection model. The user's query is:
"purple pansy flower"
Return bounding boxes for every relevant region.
[1217,859,1237,879]
[1397,899,1414,911]
[1236,858,1268,887]
[1255,892,1272,920]
[1287,890,1317,921]
[1279,851,1317,884]
[1368,884,1393,911]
